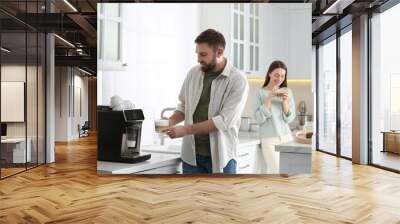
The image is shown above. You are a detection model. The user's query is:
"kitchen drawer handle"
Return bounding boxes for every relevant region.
[238,152,250,157]
[239,164,250,169]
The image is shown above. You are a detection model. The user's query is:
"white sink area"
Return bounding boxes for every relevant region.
[141,144,181,154]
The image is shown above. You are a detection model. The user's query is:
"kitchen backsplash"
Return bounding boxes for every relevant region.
[242,78,314,124]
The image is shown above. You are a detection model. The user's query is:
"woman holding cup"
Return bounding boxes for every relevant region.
[254,60,296,173]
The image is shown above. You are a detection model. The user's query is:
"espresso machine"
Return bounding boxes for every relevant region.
[97,106,151,163]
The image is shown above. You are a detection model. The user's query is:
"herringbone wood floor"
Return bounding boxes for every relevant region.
[1,134,400,224]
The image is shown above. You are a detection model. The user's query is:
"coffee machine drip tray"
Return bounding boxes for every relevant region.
[118,152,151,163]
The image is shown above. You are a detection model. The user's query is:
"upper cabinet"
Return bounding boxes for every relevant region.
[97,3,127,71]
[231,4,261,74]
[200,3,262,75]
[200,3,311,79]
[287,4,312,79]
[261,3,312,79]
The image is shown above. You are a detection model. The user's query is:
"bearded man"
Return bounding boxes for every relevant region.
[165,29,249,174]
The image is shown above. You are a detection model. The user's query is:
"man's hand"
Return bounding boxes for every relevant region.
[165,125,190,139]
[168,111,185,127]
[165,119,216,138]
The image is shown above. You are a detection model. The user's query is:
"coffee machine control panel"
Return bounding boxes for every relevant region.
[123,110,144,122]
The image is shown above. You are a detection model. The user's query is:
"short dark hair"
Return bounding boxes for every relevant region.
[195,29,226,51]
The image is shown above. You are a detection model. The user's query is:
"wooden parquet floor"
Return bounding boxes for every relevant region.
[1,134,400,224]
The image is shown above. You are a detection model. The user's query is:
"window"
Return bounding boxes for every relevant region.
[98,3,125,70]
[339,28,352,158]
[371,3,400,171]
[232,3,259,73]
[248,4,259,72]
[317,36,337,155]
[233,3,244,71]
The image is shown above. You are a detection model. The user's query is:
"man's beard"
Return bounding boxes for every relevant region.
[200,57,217,73]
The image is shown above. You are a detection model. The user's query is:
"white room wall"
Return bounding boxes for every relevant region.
[1,64,47,164]
[98,3,200,145]
[199,3,231,61]
[55,67,89,141]
[1,65,38,138]
[71,74,89,138]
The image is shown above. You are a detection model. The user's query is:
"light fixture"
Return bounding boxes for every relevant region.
[1,47,11,53]
[322,0,342,14]
[78,67,92,76]
[247,77,312,84]
[63,0,78,12]
[54,34,75,48]
[322,0,354,15]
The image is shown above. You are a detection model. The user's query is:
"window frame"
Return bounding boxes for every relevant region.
[97,3,126,71]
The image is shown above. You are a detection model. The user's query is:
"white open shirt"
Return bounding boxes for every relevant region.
[176,61,249,173]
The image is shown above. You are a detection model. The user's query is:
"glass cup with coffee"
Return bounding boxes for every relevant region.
[155,119,169,133]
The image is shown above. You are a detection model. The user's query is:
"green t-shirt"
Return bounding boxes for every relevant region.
[193,71,221,157]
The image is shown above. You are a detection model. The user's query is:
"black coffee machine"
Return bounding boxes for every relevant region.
[97,106,151,163]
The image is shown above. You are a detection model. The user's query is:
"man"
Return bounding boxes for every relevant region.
[165,29,249,174]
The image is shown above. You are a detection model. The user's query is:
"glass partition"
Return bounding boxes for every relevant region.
[339,29,352,158]
[317,36,337,155]
[0,1,46,179]
[1,31,28,177]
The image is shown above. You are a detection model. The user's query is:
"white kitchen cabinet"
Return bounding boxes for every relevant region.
[252,3,312,79]
[136,162,181,174]
[288,4,312,79]
[236,144,259,174]
[97,3,127,71]
[199,3,263,75]
[275,141,312,174]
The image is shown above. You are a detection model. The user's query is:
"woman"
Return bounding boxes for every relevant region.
[254,60,296,173]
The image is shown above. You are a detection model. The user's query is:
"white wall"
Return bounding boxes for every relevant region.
[55,67,89,141]
[259,3,311,79]
[1,65,42,137]
[199,4,232,61]
[1,64,47,164]
[72,74,89,138]
[98,3,200,145]
[55,67,68,141]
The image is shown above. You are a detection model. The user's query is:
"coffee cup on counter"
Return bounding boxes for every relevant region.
[154,119,169,133]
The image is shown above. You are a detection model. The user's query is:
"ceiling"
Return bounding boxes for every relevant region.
[310,0,390,43]
[0,0,98,75]
[0,0,394,75]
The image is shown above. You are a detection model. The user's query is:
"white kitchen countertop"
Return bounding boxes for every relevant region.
[238,131,261,147]
[275,141,312,154]
[97,152,181,174]
[142,132,261,154]
[97,132,261,174]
